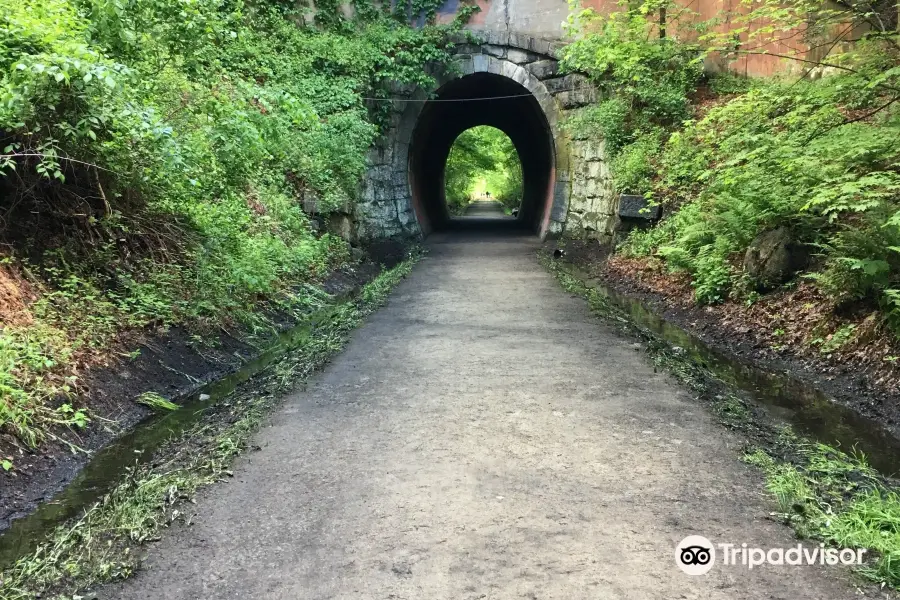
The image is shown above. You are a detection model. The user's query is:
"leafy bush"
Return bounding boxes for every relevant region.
[627,65,900,309]
[610,127,663,194]
[0,0,459,447]
[564,0,900,334]
[560,0,704,159]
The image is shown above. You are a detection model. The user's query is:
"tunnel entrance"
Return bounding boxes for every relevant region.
[409,73,556,236]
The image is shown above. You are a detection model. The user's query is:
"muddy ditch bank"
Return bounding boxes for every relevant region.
[549,241,900,476]
[0,240,409,538]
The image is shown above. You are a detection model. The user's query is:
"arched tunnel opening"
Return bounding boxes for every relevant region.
[443,126,523,218]
[409,72,556,236]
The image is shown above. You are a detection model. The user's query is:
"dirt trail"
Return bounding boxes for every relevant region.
[103,232,887,599]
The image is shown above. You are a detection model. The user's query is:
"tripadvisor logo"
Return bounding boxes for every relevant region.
[675,535,866,575]
[676,536,715,575]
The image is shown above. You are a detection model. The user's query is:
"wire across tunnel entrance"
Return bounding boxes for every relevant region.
[408,73,557,236]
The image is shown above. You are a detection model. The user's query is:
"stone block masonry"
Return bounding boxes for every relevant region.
[356,32,619,243]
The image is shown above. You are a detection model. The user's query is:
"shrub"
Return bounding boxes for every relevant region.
[565,0,900,326]
[560,0,705,164]
[0,0,460,447]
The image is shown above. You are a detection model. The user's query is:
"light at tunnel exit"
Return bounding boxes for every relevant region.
[408,72,555,236]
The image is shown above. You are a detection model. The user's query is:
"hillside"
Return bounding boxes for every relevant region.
[0,0,459,470]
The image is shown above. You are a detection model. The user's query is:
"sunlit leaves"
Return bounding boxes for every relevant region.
[444,126,523,213]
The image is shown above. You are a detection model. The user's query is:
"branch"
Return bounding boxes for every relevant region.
[842,94,900,126]
[93,166,112,217]
[0,153,119,174]
[804,94,900,144]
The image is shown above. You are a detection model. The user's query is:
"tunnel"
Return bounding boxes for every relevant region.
[408,72,556,236]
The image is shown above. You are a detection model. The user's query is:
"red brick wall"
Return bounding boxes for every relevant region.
[579,0,810,76]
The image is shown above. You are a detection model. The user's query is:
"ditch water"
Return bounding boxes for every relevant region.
[572,268,900,477]
[3,270,900,569]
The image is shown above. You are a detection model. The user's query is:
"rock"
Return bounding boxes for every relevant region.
[327,214,355,242]
[349,246,365,263]
[301,191,319,214]
[506,49,536,64]
[543,74,589,94]
[618,195,661,220]
[482,45,506,58]
[528,59,559,80]
[743,227,808,290]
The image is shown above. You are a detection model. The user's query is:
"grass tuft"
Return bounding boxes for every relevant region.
[0,256,417,600]
[136,392,179,412]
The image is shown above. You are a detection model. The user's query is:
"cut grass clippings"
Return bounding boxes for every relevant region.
[0,255,416,600]
[136,392,179,412]
[542,250,900,589]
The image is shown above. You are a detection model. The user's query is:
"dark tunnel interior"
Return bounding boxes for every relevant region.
[409,73,555,236]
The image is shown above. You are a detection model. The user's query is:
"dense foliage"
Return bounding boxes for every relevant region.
[0,0,458,451]
[562,0,900,333]
[444,126,522,214]
[561,0,704,191]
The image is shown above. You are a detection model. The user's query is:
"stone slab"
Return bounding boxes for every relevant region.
[618,194,661,220]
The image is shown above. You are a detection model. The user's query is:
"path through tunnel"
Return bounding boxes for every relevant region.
[409,73,556,236]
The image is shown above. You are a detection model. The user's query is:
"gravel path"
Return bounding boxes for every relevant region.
[104,232,886,599]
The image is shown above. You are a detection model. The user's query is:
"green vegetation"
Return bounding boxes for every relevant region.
[444,126,522,214]
[561,0,703,162]
[0,0,459,455]
[136,392,178,412]
[745,438,900,587]
[544,253,900,588]
[561,0,900,328]
[0,257,416,600]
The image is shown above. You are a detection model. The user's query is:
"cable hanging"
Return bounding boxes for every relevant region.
[359,93,535,102]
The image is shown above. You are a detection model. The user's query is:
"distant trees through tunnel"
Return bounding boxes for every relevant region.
[444,126,523,216]
[408,72,557,236]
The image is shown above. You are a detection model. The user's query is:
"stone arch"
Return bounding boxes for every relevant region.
[355,35,615,242]
[398,54,568,237]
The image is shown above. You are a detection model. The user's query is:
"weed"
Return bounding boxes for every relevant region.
[815,324,857,355]
[0,256,417,600]
[745,450,815,516]
[712,394,751,428]
[744,441,900,587]
[136,392,179,413]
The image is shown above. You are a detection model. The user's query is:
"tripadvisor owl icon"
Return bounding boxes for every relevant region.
[676,535,716,575]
